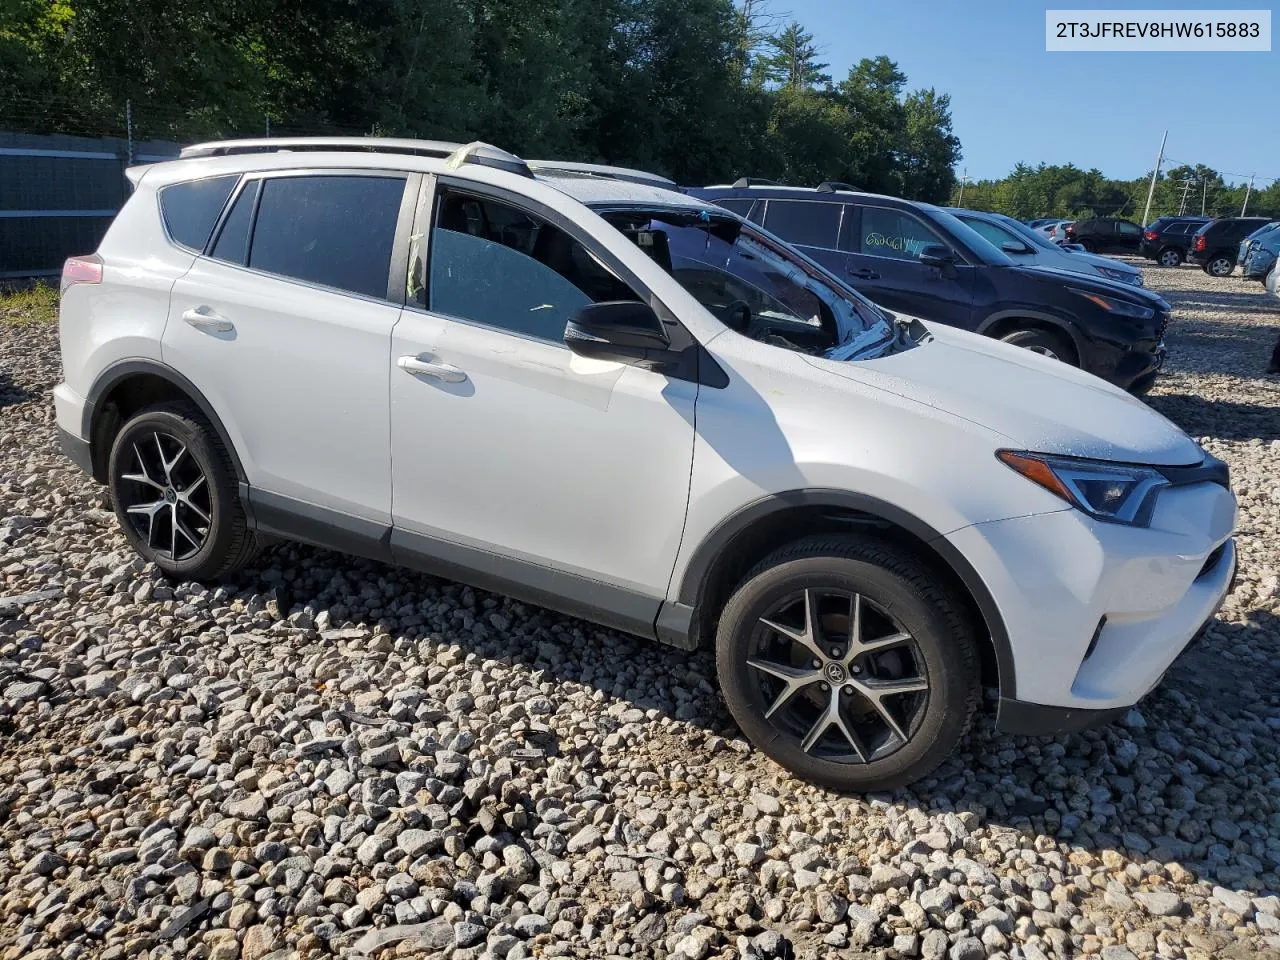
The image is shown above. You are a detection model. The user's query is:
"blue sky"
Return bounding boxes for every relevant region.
[781,0,1278,186]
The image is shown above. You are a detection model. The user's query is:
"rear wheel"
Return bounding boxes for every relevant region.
[108,402,259,580]
[716,536,981,792]
[1157,247,1183,268]
[1205,254,1234,277]
[999,327,1076,364]
[1078,239,1096,253]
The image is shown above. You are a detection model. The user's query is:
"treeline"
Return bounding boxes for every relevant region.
[0,0,961,200]
[957,161,1280,222]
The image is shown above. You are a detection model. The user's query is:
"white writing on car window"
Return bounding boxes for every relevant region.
[864,232,930,258]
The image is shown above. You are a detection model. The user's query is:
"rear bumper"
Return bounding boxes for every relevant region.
[58,426,94,475]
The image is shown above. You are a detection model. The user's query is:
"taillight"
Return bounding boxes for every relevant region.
[1193,235,1206,251]
[1144,230,1157,240]
[61,254,102,292]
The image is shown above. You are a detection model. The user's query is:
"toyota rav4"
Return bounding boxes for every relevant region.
[54,138,1237,791]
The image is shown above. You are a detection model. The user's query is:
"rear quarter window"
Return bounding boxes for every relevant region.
[158,175,239,251]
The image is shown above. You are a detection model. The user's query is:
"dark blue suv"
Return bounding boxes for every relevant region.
[686,182,1170,393]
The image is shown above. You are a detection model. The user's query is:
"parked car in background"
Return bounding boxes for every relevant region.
[55,137,1237,792]
[1036,219,1073,244]
[1237,221,1280,269]
[1063,217,1144,255]
[687,182,1170,392]
[945,207,1144,286]
[1139,216,1212,267]
[1027,217,1060,229]
[1241,225,1280,281]
[1189,217,1273,276]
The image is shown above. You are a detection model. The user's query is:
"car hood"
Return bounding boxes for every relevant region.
[1063,249,1141,274]
[810,322,1201,466]
[1011,264,1168,306]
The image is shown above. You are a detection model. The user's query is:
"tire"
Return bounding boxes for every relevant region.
[1157,247,1183,268]
[107,401,259,580]
[1078,239,1096,253]
[998,327,1076,364]
[1204,254,1234,277]
[715,535,981,792]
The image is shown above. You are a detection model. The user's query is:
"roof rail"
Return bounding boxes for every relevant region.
[816,180,860,193]
[527,160,677,189]
[178,136,536,179]
[179,136,463,160]
[731,177,780,188]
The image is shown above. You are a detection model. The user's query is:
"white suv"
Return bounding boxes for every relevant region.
[54,138,1237,791]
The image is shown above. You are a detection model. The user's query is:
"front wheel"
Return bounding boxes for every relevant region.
[1205,255,1234,277]
[1077,239,1096,253]
[716,536,981,792]
[1157,247,1183,268]
[108,402,259,580]
[999,327,1075,364]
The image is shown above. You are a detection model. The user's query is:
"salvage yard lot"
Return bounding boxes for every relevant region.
[0,265,1278,960]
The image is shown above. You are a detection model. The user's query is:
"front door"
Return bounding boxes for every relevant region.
[839,203,976,329]
[388,181,698,635]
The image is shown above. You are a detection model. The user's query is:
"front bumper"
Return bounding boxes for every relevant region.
[949,476,1237,731]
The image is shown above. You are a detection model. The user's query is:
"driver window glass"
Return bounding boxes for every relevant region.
[1117,221,1141,235]
[426,189,640,342]
[859,207,944,261]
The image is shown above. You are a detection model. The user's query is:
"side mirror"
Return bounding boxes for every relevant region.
[1001,240,1033,255]
[919,244,957,269]
[564,300,670,364]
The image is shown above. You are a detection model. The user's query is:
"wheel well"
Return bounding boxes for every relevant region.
[981,317,1079,365]
[690,505,1002,693]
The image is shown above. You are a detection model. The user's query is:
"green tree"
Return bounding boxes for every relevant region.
[761,21,830,91]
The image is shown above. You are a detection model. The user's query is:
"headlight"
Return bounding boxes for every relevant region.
[997,450,1169,526]
[1068,286,1155,320]
[1094,265,1139,285]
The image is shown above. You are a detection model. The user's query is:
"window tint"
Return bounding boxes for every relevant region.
[1117,221,1141,235]
[859,206,945,260]
[209,180,259,265]
[249,175,405,299]
[715,198,756,219]
[959,217,1020,250]
[427,190,639,342]
[837,204,859,251]
[159,175,238,251]
[762,200,841,248]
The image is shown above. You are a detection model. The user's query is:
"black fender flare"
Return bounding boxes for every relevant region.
[84,358,247,483]
[675,489,1018,699]
[976,309,1085,363]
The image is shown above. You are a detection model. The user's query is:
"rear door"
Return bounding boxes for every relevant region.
[163,170,416,527]
[759,198,846,275]
[1114,220,1142,253]
[838,202,975,327]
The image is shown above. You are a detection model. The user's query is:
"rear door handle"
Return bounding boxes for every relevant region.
[848,268,880,280]
[398,354,467,383]
[181,307,234,333]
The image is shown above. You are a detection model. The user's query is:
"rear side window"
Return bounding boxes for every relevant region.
[210,180,260,265]
[763,200,841,248]
[716,198,757,220]
[159,175,239,251]
[248,175,406,299]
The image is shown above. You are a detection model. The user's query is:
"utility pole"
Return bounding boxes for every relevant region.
[1241,174,1255,216]
[1140,129,1168,228]
[1201,178,1208,216]
[1176,177,1194,216]
[956,168,969,207]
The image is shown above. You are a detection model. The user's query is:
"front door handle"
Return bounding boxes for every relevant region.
[181,307,234,333]
[398,354,467,383]
[848,267,880,280]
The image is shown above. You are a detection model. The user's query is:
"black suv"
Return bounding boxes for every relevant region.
[686,183,1171,394]
[1062,217,1144,255]
[1189,217,1274,276]
[1139,216,1212,267]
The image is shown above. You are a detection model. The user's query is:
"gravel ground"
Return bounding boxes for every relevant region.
[1,264,1278,960]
